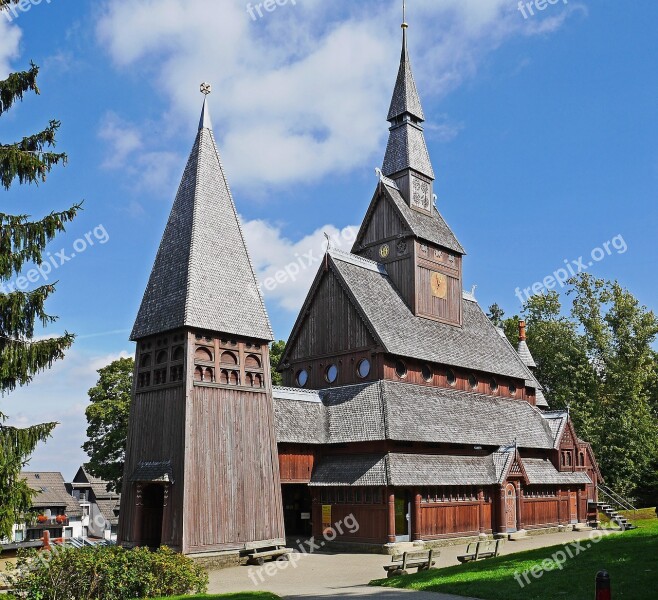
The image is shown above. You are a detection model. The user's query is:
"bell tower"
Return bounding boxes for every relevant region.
[118,85,285,554]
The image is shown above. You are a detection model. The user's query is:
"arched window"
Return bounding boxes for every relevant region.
[220,370,229,385]
[254,374,263,388]
[446,369,456,386]
[204,368,214,383]
[194,367,203,382]
[140,354,151,368]
[220,351,238,365]
[156,350,168,365]
[172,346,184,361]
[229,371,239,385]
[195,347,213,362]
[245,354,261,369]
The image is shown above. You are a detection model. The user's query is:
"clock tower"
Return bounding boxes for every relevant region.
[353,18,465,327]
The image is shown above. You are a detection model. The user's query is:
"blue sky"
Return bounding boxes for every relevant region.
[1,0,656,479]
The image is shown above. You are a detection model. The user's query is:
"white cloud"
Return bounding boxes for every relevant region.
[4,348,132,480]
[94,0,583,190]
[98,111,182,194]
[242,218,359,312]
[0,18,21,79]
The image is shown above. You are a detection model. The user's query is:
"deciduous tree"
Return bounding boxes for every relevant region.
[83,358,134,493]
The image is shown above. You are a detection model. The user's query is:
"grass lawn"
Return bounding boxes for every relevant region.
[149,594,281,600]
[371,515,658,600]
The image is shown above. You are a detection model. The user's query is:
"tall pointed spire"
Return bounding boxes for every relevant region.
[131,85,272,342]
[382,7,435,208]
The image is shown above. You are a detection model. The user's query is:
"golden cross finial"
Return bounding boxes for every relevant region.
[200,82,212,96]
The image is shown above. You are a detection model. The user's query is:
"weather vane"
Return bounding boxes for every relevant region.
[200,82,212,96]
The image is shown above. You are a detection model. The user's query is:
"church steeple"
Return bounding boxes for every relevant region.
[131,84,272,342]
[382,10,435,212]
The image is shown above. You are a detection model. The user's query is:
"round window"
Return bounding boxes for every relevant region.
[490,377,499,393]
[296,369,309,387]
[446,369,456,386]
[357,359,371,379]
[509,382,517,396]
[468,374,478,390]
[395,360,407,379]
[421,364,433,382]
[325,364,338,384]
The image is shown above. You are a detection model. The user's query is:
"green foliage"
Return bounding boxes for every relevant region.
[83,358,134,493]
[488,274,658,500]
[372,518,658,600]
[7,545,209,600]
[270,340,286,386]
[0,420,57,540]
[0,62,39,116]
[0,62,79,540]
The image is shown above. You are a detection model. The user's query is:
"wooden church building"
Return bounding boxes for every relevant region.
[119,19,601,554]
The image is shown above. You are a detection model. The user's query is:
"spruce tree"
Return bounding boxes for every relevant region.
[0,57,80,539]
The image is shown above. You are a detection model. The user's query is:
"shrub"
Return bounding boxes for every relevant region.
[6,545,208,600]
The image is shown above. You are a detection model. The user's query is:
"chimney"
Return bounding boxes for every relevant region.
[519,320,527,341]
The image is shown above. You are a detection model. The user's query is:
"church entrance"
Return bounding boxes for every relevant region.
[394,492,410,541]
[140,484,165,549]
[505,483,517,532]
[282,484,312,536]
[569,492,578,523]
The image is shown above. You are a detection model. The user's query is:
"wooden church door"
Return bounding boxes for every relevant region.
[505,483,517,531]
[569,492,578,523]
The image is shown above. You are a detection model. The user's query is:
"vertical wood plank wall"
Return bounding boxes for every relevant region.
[118,385,187,550]
[183,385,285,553]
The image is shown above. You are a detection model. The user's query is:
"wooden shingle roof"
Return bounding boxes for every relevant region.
[131,97,272,342]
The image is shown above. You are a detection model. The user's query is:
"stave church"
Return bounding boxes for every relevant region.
[118,17,601,555]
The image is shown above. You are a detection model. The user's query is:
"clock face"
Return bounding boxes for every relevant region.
[431,272,448,299]
[379,244,390,259]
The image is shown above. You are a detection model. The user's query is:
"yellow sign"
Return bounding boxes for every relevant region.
[321,504,332,534]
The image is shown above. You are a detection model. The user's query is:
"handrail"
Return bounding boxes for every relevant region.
[597,484,636,512]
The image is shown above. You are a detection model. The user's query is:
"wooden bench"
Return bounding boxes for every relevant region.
[457,539,501,563]
[244,543,292,566]
[383,549,437,578]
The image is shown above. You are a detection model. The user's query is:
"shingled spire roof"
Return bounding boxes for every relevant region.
[382,19,434,180]
[131,93,273,342]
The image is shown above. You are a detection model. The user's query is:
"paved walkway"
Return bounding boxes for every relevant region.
[208,529,615,600]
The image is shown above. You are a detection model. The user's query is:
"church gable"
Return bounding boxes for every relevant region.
[283,265,379,364]
[354,189,409,254]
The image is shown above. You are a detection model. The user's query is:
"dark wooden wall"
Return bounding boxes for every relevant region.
[415,241,462,326]
[183,383,285,553]
[118,384,187,550]
[279,445,316,483]
[285,269,377,363]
